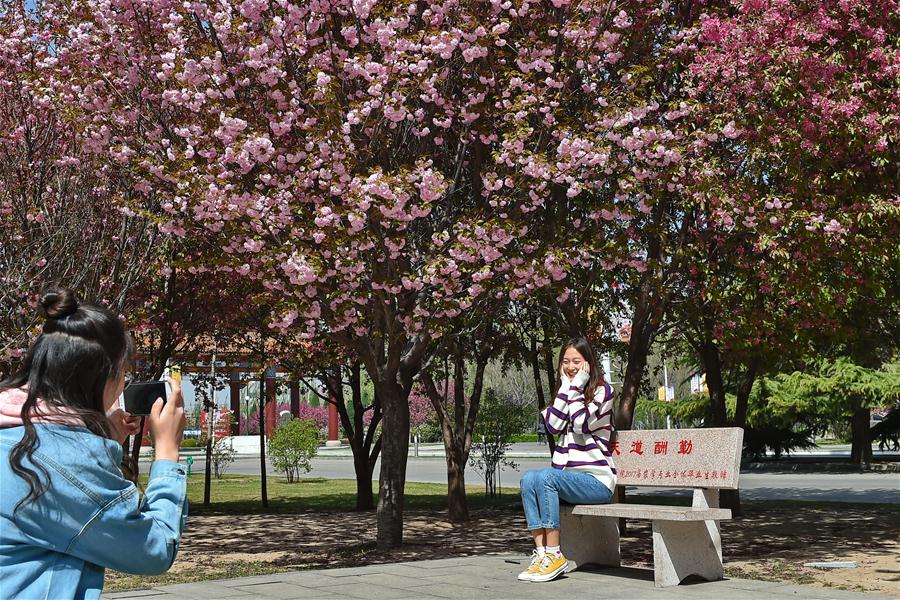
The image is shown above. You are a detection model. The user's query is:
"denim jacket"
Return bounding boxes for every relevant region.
[0,424,188,599]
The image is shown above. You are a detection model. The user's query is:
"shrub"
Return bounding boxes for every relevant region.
[269,417,319,483]
[469,388,532,497]
[414,419,443,443]
[180,438,200,448]
[199,435,237,479]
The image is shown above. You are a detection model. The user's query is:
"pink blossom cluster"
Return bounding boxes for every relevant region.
[10,0,722,345]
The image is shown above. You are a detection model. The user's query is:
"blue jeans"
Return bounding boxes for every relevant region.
[520,468,613,530]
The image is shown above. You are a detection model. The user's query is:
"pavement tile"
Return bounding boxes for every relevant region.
[230,581,325,599]
[361,563,442,577]
[414,567,493,579]
[414,579,557,599]
[315,566,388,577]
[344,573,441,590]
[407,586,527,600]
[212,574,296,587]
[275,572,356,588]
[322,582,420,600]
[436,566,522,580]
[401,584,487,599]
[149,582,255,597]
[400,557,482,568]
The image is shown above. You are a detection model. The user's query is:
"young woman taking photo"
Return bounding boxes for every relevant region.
[0,288,188,599]
[518,337,617,583]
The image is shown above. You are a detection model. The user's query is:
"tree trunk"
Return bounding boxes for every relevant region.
[614,302,657,534]
[697,338,727,427]
[733,358,760,430]
[323,364,382,511]
[203,426,212,506]
[850,405,872,468]
[375,380,410,549]
[616,331,652,430]
[543,342,557,402]
[353,452,376,510]
[420,344,487,524]
[721,359,759,518]
[617,291,668,431]
[614,337,649,535]
[529,340,556,455]
[446,446,469,522]
[258,370,268,508]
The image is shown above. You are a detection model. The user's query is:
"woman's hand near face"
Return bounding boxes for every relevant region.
[108,409,142,444]
[148,375,186,462]
[571,366,591,390]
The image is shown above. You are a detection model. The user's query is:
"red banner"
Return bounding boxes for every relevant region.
[200,409,231,439]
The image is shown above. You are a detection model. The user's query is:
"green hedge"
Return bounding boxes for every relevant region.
[508,433,539,443]
[181,438,200,448]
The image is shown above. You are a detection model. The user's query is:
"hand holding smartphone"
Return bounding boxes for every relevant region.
[123,381,168,416]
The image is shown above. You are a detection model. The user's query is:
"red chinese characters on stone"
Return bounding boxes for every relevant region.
[618,438,696,457]
[619,465,730,485]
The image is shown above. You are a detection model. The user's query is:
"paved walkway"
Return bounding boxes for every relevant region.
[102,555,887,600]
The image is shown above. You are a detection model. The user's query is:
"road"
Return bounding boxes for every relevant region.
[148,454,900,504]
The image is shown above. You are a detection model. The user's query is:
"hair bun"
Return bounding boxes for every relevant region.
[39,287,79,320]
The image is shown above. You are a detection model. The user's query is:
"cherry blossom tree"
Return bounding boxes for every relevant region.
[30,0,731,547]
[407,385,435,433]
[26,0,893,546]
[686,0,899,444]
[0,11,160,371]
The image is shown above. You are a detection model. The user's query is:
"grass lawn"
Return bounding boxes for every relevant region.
[175,473,521,515]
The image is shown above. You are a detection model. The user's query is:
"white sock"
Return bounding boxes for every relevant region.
[546,545,561,556]
[535,545,546,556]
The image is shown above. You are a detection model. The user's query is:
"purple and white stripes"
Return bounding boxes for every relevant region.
[540,376,618,490]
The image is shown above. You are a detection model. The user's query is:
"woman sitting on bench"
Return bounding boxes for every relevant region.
[518,337,617,583]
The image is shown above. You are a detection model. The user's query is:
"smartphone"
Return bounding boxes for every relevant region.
[123,381,167,416]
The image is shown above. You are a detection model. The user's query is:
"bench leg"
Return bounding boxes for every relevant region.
[560,507,620,570]
[651,520,723,587]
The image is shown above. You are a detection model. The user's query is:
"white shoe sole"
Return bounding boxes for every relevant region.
[528,560,569,582]
[517,571,536,582]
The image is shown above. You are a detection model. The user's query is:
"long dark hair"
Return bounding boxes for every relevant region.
[1,287,136,509]
[557,337,603,404]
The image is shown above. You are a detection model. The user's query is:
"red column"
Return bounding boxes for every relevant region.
[290,381,300,418]
[327,399,339,445]
[264,369,277,437]
[229,370,241,436]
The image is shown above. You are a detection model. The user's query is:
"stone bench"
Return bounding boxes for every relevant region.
[561,427,744,587]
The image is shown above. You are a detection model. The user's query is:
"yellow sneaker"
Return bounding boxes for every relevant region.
[517,549,544,581]
[529,551,569,582]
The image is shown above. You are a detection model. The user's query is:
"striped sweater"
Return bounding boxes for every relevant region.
[540,371,617,491]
